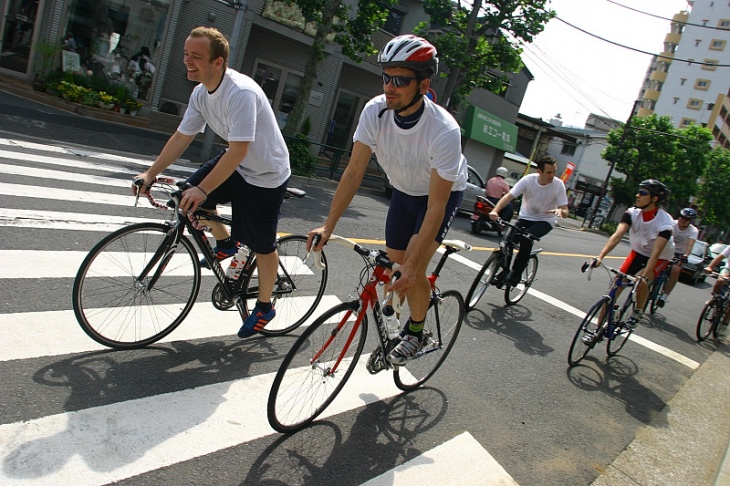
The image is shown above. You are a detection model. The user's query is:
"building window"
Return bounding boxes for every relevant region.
[687,98,703,110]
[702,59,719,70]
[253,60,304,129]
[382,9,405,35]
[60,0,171,102]
[679,118,695,127]
[710,39,727,50]
[718,19,730,29]
[695,79,711,90]
[560,142,577,156]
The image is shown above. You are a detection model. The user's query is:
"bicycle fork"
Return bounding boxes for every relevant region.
[137,224,184,292]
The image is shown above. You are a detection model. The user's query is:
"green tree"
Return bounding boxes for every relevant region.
[698,147,730,230]
[413,0,554,112]
[281,0,394,137]
[602,114,712,214]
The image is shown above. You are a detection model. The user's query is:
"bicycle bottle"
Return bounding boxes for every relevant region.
[225,246,251,280]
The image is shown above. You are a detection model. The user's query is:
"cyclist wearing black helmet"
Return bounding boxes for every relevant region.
[592,179,676,328]
[659,207,699,307]
[308,35,468,365]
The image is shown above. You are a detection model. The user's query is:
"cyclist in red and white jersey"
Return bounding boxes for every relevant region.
[593,179,675,328]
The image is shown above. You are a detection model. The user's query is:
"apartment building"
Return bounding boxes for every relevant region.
[636,0,730,148]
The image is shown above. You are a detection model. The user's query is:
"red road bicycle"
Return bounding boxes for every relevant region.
[267,235,470,433]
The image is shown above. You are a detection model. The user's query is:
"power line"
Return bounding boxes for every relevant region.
[555,15,730,67]
[604,0,728,31]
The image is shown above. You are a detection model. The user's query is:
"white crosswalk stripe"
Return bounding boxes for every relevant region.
[0,137,518,485]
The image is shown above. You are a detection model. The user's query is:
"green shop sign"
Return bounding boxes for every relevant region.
[462,105,517,152]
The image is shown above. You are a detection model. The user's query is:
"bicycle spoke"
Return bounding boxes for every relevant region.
[268,302,366,433]
[568,298,609,366]
[394,290,464,391]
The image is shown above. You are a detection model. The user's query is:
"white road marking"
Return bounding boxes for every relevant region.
[361,432,518,486]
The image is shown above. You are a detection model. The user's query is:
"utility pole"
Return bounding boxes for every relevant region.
[201,0,246,160]
[586,99,640,229]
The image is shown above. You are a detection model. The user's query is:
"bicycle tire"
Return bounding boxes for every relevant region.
[696,299,718,341]
[267,301,366,433]
[568,297,610,367]
[648,277,665,314]
[72,222,201,349]
[393,289,464,391]
[504,255,538,305]
[465,253,501,311]
[241,235,328,336]
[606,324,633,356]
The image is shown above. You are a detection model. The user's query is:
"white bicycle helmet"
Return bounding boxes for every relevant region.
[378,35,439,77]
[496,167,509,178]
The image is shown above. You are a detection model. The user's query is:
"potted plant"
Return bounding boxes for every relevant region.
[125,99,142,115]
[32,39,62,89]
[97,91,114,110]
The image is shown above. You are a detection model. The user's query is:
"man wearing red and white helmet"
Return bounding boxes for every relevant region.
[308,34,468,365]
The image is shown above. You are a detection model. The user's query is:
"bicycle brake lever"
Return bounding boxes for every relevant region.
[308,234,326,271]
[133,178,144,207]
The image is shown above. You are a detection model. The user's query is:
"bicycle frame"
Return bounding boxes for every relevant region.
[312,238,462,376]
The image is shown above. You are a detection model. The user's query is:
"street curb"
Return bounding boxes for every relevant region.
[591,344,730,486]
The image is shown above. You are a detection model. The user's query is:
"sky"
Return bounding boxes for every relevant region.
[518,0,691,127]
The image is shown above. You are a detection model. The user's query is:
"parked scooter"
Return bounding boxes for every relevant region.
[470,195,509,236]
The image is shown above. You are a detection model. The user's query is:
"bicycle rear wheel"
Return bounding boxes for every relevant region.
[465,253,501,311]
[72,222,201,349]
[606,324,633,356]
[648,278,665,314]
[241,235,328,336]
[504,255,538,305]
[394,289,464,391]
[268,301,366,433]
[696,300,718,341]
[568,297,610,366]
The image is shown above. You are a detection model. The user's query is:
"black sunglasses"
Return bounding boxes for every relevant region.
[637,189,651,196]
[382,73,417,88]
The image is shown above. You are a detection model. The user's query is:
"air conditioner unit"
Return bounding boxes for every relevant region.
[159,99,188,117]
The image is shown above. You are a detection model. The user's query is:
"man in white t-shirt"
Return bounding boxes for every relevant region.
[308,35,468,366]
[489,155,569,287]
[133,26,290,339]
[593,179,675,329]
[659,207,699,307]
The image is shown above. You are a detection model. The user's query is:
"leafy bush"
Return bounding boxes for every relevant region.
[287,134,317,177]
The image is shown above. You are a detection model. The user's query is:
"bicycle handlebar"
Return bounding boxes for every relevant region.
[497,218,541,242]
[581,258,639,284]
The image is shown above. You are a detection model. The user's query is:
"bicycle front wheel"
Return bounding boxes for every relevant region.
[696,300,718,341]
[268,301,366,433]
[465,253,501,311]
[241,235,328,336]
[568,297,610,366]
[72,222,201,349]
[394,289,464,391]
[504,255,538,305]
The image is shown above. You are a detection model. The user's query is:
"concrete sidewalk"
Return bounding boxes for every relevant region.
[2,81,730,486]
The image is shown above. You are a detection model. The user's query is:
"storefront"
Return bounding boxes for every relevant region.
[0,0,171,102]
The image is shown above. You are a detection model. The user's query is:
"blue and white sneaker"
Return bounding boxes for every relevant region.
[238,305,276,338]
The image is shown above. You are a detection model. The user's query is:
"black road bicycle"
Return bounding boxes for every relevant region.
[465,219,541,309]
[72,177,327,349]
[696,272,730,342]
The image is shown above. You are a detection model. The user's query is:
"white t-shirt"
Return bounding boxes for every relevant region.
[178,68,290,188]
[509,173,568,225]
[353,95,468,196]
[671,220,699,255]
[626,207,676,260]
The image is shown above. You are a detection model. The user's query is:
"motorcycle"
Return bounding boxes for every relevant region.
[470,195,509,237]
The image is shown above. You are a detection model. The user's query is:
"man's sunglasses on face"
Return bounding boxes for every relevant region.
[382,73,417,88]
[637,189,650,196]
